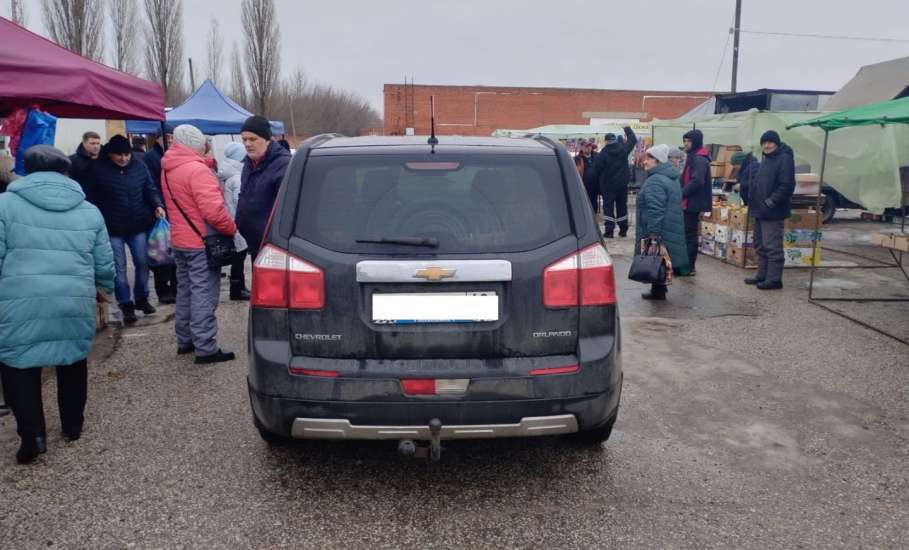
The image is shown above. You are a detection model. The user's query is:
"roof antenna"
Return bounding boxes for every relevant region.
[428,95,439,153]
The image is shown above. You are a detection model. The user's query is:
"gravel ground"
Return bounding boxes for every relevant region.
[1,232,907,549]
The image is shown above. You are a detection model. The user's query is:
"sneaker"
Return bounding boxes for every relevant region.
[757,281,783,290]
[744,277,764,285]
[195,350,236,365]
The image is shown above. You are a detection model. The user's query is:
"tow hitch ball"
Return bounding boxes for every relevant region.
[397,418,444,461]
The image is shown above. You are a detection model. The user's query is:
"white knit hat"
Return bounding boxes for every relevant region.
[646,144,670,164]
[173,124,206,153]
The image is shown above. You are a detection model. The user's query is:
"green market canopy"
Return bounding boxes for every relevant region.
[789,95,909,131]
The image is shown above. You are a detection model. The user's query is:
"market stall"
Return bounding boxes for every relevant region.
[125,79,284,135]
[493,123,652,154]
[788,97,909,344]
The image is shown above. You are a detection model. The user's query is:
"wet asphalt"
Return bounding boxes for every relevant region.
[1,234,907,549]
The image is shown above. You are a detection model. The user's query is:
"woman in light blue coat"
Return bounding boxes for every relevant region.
[0,145,114,464]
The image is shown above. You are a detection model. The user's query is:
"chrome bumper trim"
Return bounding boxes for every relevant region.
[291,415,578,440]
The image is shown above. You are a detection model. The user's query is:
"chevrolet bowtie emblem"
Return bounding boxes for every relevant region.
[414,267,457,282]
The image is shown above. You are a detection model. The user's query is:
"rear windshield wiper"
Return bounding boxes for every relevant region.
[355,236,440,248]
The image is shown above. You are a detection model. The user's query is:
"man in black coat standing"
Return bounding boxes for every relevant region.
[68,131,102,202]
[680,129,713,275]
[745,131,796,290]
[91,135,166,323]
[589,126,637,237]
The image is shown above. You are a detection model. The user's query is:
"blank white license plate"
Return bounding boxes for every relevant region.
[372,292,499,324]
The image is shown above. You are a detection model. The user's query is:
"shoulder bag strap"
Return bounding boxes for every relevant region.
[162,170,204,239]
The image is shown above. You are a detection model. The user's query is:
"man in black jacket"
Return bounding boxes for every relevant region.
[68,131,102,202]
[590,126,637,237]
[91,135,166,323]
[680,129,712,275]
[745,131,796,290]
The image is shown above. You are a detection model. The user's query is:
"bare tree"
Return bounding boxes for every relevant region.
[41,0,105,61]
[143,0,185,105]
[241,0,281,116]
[205,17,224,87]
[230,41,249,109]
[109,0,138,74]
[11,0,28,26]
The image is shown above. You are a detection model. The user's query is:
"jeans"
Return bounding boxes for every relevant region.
[110,232,150,306]
[754,219,785,283]
[0,361,88,439]
[175,249,222,357]
[684,212,702,272]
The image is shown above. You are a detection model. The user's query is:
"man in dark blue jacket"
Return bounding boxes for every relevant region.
[236,116,291,260]
[91,135,165,323]
[745,131,796,290]
[680,129,712,275]
[589,126,637,237]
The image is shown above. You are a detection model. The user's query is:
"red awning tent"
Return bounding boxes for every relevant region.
[0,17,164,121]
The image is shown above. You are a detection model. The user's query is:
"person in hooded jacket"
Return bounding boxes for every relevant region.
[727,151,760,203]
[635,144,690,300]
[218,142,251,301]
[162,125,238,365]
[0,145,115,464]
[589,126,637,237]
[745,131,796,290]
[236,115,291,261]
[90,135,165,324]
[680,129,712,275]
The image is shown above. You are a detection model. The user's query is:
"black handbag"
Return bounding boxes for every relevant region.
[163,172,236,269]
[628,238,667,284]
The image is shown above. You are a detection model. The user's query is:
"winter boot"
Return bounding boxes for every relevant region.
[230,279,250,301]
[121,303,138,325]
[135,298,156,316]
[16,436,47,464]
[195,349,236,365]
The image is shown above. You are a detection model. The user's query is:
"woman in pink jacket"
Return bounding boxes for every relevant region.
[161,125,237,364]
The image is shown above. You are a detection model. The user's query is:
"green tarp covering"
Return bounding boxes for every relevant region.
[788,96,909,131]
[651,109,906,212]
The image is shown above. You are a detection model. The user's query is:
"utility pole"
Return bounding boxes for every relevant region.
[188,58,196,92]
[731,0,743,93]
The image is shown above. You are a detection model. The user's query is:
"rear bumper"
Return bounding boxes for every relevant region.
[248,381,620,441]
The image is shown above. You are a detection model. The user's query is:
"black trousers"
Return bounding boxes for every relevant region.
[0,360,88,439]
[602,186,629,235]
[230,249,248,283]
[584,179,601,215]
[684,212,702,271]
[151,264,178,299]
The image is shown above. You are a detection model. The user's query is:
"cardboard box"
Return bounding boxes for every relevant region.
[795,173,821,195]
[893,233,909,252]
[712,204,731,223]
[784,247,822,267]
[95,301,108,332]
[700,222,716,239]
[715,224,730,244]
[699,239,716,256]
[727,245,757,267]
[728,209,752,231]
[715,145,742,164]
[783,229,823,248]
[786,209,822,230]
[871,233,893,247]
[710,162,726,179]
[701,210,715,222]
[724,163,740,180]
[730,229,754,247]
[715,242,728,259]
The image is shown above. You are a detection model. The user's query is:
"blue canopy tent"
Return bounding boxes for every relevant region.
[125,79,284,135]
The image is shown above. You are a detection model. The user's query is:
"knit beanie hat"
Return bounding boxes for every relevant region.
[106,134,131,155]
[241,115,272,140]
[224,142,246,162]
[730,151,749,165]
[173,124,206,153]
[24,145,71,175]
[645,144,670,164]
[760,130,781,146]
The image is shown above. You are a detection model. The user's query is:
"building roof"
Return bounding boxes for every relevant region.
[824,56,909,111]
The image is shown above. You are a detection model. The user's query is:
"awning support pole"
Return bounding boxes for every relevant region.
[808,129,829,300]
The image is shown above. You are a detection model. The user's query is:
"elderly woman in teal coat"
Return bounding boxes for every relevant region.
[0,145,114,464]
[635,144,691,300]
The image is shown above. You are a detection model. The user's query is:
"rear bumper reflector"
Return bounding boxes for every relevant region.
[288,367,339,378]
[291,415,579,440]
[529,364,580,376]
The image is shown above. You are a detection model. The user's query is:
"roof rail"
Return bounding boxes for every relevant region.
[303,133,345,148]
[527,133,558,150]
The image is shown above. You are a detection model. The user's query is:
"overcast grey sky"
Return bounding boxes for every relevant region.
[6,0,909,111]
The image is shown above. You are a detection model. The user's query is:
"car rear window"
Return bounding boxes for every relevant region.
[294,153,572,254]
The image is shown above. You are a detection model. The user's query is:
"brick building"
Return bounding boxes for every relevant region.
[383,84,714,136]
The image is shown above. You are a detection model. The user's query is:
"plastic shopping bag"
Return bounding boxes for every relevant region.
[148,218,175,266]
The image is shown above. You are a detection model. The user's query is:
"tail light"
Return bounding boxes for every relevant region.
[529,364,580,376]
[252,245,325,309]
[543,243,616,308]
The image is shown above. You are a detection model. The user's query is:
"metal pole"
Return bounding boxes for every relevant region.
[188,58,196,92]
[731,0,742,94]
[290,101,297,138]
[808,130,829,300]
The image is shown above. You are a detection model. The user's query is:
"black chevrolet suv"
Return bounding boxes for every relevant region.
[247,135,622,447]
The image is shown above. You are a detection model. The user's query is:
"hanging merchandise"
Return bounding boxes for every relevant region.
[1,107,29,156]
[14,108,57,175]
